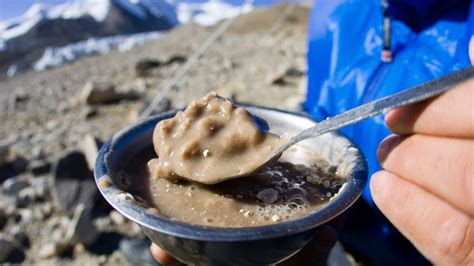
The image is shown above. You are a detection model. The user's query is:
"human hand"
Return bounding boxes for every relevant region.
[370,78,474,264]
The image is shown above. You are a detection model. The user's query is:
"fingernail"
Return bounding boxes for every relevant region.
[377,134,400,164]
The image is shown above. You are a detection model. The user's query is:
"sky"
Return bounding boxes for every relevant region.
[0,0,284,21]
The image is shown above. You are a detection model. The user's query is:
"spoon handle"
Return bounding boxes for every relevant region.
[281,66,474,151]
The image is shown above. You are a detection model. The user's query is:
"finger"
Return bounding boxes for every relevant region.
[149,243,180,265]
[385,78,474,137]
[370,170,474,264]
[377,134,474,215]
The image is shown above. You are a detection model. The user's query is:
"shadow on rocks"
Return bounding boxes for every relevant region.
[86,232,124,255]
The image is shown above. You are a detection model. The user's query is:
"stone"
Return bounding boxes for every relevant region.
[79,81,140,105]
[51,150,98,216]
[0,141,11,165]
[0,235,24,263]
[82,106,98,119]
[0,195,16,217]
[10,225,29,248]
[164,54,187,65]
[2,177,30,196]
[66,204,99,245]
[73,243,86,257]
[0,156,27,182]
[135,59,162,77]
[284,66,304,77]
[266,65,304,85]
[109,210,126,226]
[32,178,49,201]
[38,241,70,259]
[16,187,37,207]
[0,208,7,230]
[27,159,51,175]
[41,202,54,218]
[266,70,287,85]
[81,134,102,171]
[31,146,45,159]
[14,209,33,224]
[10,156,28,174]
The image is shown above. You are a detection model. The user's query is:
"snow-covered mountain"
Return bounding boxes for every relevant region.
[0,0,251,76]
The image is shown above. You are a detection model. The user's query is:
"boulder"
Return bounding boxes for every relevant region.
[27,159,51,175]
[51,150,98,216]
[135,59,162,77]
[81,135,102,171]
[0,235,24,263]
[65,204,99,245]
[79,81,140,105]
[2,176,30,196]
[0,141,11,165]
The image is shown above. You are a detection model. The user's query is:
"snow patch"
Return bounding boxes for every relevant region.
[33,31,163,71]
[0,0,110,41]
[48,0,110,21]
[7,65,17,77]
[177,1,252,26]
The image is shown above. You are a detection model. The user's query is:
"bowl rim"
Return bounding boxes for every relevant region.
[94,105,368,242]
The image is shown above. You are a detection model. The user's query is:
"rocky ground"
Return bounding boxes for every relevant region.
[0,4,310,265]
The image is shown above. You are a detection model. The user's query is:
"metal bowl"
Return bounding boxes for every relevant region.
[94,106,368,265]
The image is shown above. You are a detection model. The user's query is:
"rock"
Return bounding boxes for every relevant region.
[164,54,187,65]
[119,237,158,266]
[2,177,30,196]
[81,135,102,171]
[135,59,162,77]
[109,210,126,226]
[79,81,140,105]
[66,203,99,245]
[82,106,98,119]
[14,209,33,224]
[0,208,7,230]
[10,156,28,174]
[39,241,70,259]
[31,146,45,159]
[51,150,98,215]
[284,66,304,76]
[0,156,27,182]
[93,216,112,232]
[27,159,51,175]
[0,235,24,263]
[266,70,287,85]
[73,243,86,257]
[10,225,29,248]
[41,202,54,218]
[0,195,16,217]
[266,65,304,85]
[30,177,49,201]
[16,187,37,207]
[0,141,11,165]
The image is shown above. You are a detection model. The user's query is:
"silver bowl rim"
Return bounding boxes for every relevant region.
[94,105,368,242]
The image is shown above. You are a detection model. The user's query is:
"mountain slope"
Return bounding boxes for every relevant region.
[0,0,178,75]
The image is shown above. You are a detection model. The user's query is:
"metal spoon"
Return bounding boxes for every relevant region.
[237,66,474,178]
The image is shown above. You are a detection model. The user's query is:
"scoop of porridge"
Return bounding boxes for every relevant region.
[149,92,284,184]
